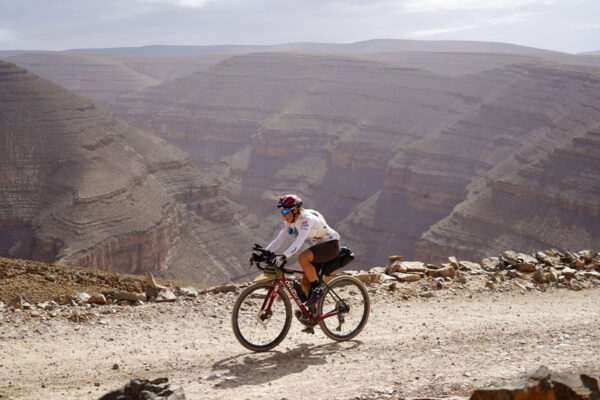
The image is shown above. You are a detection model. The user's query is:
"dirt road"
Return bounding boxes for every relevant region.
[1,285,599,400]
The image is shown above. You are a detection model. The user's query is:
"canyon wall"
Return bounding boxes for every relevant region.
[0,61,259,284]
[104,52,600,267]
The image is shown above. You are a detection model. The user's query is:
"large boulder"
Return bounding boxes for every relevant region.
[470,365,600,400]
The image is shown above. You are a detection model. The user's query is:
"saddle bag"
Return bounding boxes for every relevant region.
[321,246,355,276]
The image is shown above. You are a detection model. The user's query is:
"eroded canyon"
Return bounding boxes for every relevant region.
[2,40,600,282]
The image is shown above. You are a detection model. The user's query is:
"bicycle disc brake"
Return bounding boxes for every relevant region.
[335,300,349,331]
[257,309,273,326]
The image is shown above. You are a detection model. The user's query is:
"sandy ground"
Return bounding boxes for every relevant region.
[1,285,599,400]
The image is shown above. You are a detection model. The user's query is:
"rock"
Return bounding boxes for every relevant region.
[385,261,407,274]
[501,251,519,266]
[470,365,600,400]
[99,377,185,400]
[481,257,501,271]
[505,270,523,279]
[548,267,559,282]
[388,255,403,262]
[54,294,73,306]
[391,272,423,282]
[535,251,560,265]
[155,289,177,302]
[400,261,427,273]
[114,292,146,302]
[516,262,537,273]
[584,271,600,279]
[533,268,549,283]
[355,273,374,283]
[177,287,199,298]
[570,259,586,269]
[210,285,237,294]
[564,251,579,263]
[458,261,481,271]
[517,253,538,264]
[380,273,397,281]
[429,265,456,278]
[570,279,583,291]
[36,301,59,310]
[578,249,595,263]
[369,267,386,274]
[544,248,563,257]
[448,256,459,269]
[87,294,107,305]
[562,267,578,278]
[73,292,91,305]
[146,272,168,299]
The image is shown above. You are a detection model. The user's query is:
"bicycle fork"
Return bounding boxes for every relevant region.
[259,281,280,323]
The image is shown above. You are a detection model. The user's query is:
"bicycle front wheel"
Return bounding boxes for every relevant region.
[318,275,370,341]
[231,281,292,352]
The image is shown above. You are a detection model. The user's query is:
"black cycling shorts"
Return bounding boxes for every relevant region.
[309,240,340,265]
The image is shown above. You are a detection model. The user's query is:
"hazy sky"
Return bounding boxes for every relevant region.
[1,0,598,53]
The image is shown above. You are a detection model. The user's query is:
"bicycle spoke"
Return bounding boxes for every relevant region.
[318,276,370,341]
[232,282,292,351]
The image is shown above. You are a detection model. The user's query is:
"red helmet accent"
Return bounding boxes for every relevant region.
[277,194,303,209]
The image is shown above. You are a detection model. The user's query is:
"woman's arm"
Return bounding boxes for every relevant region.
[266,225,287,252]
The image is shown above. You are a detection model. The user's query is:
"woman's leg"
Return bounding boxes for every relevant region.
[298,249,317,294]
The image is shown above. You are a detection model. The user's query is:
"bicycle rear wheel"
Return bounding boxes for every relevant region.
[317,275,370,341]
[231,281,292,352]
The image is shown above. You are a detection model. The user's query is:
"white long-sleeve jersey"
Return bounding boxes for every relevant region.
[266,209,340,259]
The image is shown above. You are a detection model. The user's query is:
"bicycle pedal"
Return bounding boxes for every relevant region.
[301,327,315,334]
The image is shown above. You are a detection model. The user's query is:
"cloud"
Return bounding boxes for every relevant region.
[0,29,16,43]
[403,0,559,12]
[489,13,532,25]
[406,25,476,37]
[137,0,212,8]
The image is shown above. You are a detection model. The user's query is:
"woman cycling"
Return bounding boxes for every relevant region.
[266,194,340,309]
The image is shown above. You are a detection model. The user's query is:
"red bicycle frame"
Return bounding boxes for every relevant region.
[260,266,341,325]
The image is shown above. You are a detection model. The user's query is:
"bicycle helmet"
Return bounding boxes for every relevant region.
[277,194,303,210]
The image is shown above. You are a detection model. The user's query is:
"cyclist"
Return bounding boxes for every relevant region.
[266,194,341,314]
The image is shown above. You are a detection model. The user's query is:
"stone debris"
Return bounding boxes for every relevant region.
[341,248,600,293]
[1,248,599,326]
[155,289,177,303]
[114,292,146,302]
[99,377,185,400]
[87,294,107,305]
[470,365,600,400]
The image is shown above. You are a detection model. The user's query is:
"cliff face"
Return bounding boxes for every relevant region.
[415,125,600,263]
[105,52,600,267]
[0,61,259,284]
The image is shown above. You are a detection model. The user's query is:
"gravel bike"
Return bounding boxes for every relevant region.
[231,244,370,352]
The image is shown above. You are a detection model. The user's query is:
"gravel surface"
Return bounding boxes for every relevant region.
[1,284,599,400]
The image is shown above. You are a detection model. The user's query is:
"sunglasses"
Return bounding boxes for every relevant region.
[281,208,294,215]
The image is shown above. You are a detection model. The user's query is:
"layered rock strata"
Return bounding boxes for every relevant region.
[105,52,600,268]
[416,125,600,263]
[0,61,259,283]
